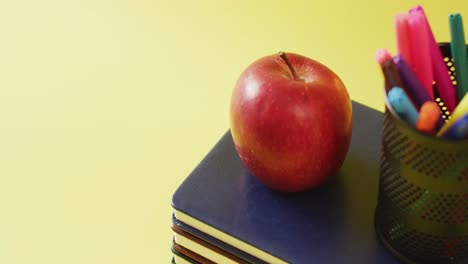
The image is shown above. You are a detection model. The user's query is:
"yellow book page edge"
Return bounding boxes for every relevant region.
[174,210,287,264]
[174,233,237,264]
[173,255,191,264]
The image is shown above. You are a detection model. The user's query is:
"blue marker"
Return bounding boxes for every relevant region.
[439,113,468,140]
[388,87,419,126]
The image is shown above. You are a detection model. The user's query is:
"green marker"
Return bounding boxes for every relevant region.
[449,13,468,101]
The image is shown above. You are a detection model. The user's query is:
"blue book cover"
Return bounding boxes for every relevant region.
[171,101,400,263]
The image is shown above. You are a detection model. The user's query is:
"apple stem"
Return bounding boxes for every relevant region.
[279,51,304,82]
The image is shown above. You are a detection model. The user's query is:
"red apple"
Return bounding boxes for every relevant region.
[230,52,352,192]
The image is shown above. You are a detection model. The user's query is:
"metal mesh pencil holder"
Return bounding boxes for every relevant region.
[375,43,468,264]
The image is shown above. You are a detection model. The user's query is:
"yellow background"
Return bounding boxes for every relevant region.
[0,1,466,263]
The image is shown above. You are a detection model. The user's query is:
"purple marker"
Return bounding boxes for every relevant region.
[393,55,445,129]
[393,55,432,108]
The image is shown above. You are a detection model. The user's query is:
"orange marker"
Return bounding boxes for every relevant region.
[416,102,442,134]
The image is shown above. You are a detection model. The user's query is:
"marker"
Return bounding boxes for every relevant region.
[437,94,468,136]
[449,13,468,101]
[410,6,457,112]
[416,102,443,134]
[393,55,432,109]
[375,49,392,63]
[408,10,434,99]
[394,13,413,68]
[375,49,405,93]
[388,87,419,126]
[438,113,468,140]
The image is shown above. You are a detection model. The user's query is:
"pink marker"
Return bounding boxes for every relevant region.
[374,48,392,64]
[374,49,407,94]
[394,13,413,68]
[410,5,457,112]
[408,10,434,99]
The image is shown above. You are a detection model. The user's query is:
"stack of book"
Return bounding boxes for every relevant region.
[170,102,400,263]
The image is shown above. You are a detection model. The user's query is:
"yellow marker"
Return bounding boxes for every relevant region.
[437,94,468,136]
